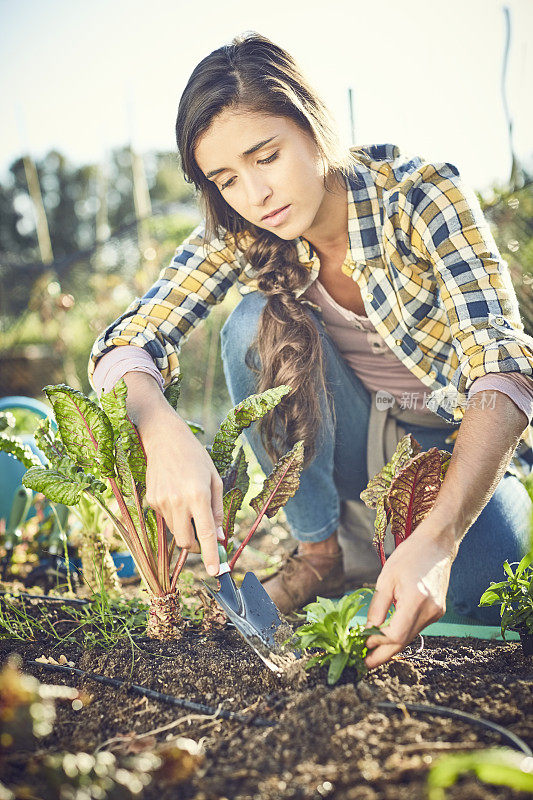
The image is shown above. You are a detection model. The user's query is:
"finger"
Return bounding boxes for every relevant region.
[365,641,405,669]
[366,587,394,628]
[192,498,220,577]
[211,472,225,542]
[167,511,196,551]
[365,598,427,667]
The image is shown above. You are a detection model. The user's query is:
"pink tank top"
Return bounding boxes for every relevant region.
[303,280,436,416]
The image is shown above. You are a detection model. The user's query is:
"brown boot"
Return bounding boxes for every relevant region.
[261,546,345,615]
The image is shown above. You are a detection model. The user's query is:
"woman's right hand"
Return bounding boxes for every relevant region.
[120,371,223,576]
[140,406,224,576]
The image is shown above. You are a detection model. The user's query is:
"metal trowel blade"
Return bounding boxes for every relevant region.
[203,571,288,673]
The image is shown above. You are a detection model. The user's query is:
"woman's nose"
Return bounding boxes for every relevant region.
[244,173,272,207]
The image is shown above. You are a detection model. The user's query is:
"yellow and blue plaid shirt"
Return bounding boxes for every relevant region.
[89,143,533,430]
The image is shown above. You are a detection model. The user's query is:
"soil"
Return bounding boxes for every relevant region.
[1,616,532,800]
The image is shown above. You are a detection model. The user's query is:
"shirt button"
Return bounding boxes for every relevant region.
[429,370,437,379]
[494,316,505,325]
[366,293,373,302]
[395,338,402,346]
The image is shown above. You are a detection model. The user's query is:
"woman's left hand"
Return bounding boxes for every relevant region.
[364,514,459,668]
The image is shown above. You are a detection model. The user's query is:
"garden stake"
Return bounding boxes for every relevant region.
[203,544,292,673]
[27,660,274,727]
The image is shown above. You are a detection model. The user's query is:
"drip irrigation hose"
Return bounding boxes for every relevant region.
[377,701,532,756]
[27,660,274,728]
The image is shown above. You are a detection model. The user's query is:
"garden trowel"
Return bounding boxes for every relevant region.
[203,545,290,673]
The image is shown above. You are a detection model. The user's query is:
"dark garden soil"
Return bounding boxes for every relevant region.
[1,614,532,800]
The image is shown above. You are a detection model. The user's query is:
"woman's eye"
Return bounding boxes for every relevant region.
[221,176,236,190]
[258,151,279,165]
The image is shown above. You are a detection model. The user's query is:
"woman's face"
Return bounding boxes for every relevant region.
[194,109,330,241]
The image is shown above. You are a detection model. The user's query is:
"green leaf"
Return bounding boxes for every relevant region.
[45,384,116,478]
[163,375,182,412]
[210,386,291,476]
[223,488,244,541]
[100,379,146,487]
[0,433,42,469]
[34,417,67,468]
[23,465,90,505]
[327,652,350,685]
[222,446,250,497]
[144,508,159,551]
[427,748,533,797]
[249,440,304,519]
[479,589,502,607]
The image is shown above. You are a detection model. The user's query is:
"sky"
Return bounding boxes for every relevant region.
[0,0,532,193]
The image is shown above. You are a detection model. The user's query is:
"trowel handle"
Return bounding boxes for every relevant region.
[217,544,231,576]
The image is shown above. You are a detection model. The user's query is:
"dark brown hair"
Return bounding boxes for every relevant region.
[175,31,357,468]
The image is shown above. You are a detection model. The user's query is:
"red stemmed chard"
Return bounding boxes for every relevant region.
[360,434,451,566]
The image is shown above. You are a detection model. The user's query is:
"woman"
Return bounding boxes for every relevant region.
[89,32,533,668]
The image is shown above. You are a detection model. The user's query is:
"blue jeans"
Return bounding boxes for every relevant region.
[220,291,532,623]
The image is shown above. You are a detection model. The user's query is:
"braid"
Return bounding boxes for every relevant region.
[242,228,329,469]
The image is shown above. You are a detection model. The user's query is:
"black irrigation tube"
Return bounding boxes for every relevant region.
[0,591,89,605]
[377,701,532,756]
[27,660,274,728]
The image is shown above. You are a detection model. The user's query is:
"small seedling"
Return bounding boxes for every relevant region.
[479,553,533,644]
[290,590,381,685]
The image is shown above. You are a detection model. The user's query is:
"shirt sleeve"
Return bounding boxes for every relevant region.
[468,371,533,425]
[88,224,246,391]
[404,160,533,411]
[91,346,164,397]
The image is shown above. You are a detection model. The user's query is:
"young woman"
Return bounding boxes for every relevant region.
[89,32,533,668]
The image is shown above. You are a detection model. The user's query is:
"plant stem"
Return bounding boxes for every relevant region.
[104,479,161,595]
[170,548,189,593]
[129,473,158,577]
[156,512,170,594]
[229,513,263,570]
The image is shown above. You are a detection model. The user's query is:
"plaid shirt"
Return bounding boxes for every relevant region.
[88,143,533,430]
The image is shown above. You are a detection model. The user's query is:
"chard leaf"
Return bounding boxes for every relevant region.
[387,447,445,544]
[163,375,182,412]
[45,385,116,478]
[223,487,244,542]
[222,446,250,497]
[210,386,291,476]
[34,417,67,468]
[0,433,42,469]
[23,465,91,505]
[360,433,421,509]
[100,379,146,486]
[144,508,159,551]
[250,440,304,519]
[360,434,421,556]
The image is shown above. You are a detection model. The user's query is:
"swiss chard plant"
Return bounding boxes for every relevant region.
[290,590,381,685]
[360,434,452,565]
[21,380,304,640]
[479,554,533,639]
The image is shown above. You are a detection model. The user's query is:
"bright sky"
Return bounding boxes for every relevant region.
[0,0,531,193]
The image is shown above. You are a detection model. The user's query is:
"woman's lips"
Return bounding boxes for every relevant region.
[261,204,291,227]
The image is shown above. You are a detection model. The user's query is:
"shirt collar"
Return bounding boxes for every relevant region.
[294,153,385,297]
